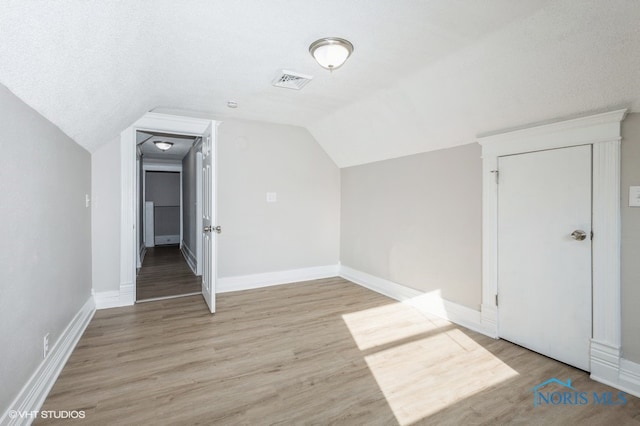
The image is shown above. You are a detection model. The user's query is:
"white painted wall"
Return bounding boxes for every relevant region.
[217,120,340,277]
[0,84,92,414]
[93,119,340,293]
[340,143,482,309]
[91,137,121,293]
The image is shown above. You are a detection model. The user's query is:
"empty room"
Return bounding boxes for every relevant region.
[2,1,640,424]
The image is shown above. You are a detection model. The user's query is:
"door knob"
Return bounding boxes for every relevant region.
[570,230,587,241]
[204,225,222,234]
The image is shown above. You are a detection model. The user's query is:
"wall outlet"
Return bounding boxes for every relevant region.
[629,186,640,207]
[266,192,277,203]
[43,333,50,358]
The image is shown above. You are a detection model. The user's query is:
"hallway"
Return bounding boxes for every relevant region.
[136,246,201,301]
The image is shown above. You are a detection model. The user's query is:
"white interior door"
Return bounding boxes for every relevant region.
[201,122,217,313]
[498,145,592,371]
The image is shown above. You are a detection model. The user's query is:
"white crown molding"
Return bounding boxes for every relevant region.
[0,297,95,426]
[478,109,628,156]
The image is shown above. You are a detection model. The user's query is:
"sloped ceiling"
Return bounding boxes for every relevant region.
[1,1,639,167]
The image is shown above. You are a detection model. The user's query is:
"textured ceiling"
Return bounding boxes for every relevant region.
[1,1,639,167]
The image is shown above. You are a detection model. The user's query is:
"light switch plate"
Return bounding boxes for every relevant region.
[266,192,277,203]
[629,186,640,207]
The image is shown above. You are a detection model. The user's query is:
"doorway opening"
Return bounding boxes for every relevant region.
[135,130,203,302]
[121,113,218,312]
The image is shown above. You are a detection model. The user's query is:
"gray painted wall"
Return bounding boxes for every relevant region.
[145,171,180,206]
[182,143,198,256]
[340,121,640,363]
[621,112,640,364]
[0,84,92,414]
[92,138,121,293]
[217,120,340,277]
[146,171,180,237]
[340,143,483,309]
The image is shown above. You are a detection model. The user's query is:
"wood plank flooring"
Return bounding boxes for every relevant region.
[38,278,639,425]
[136,246,201,301]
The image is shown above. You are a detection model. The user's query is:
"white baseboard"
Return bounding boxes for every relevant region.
[154,235,179,245]
[93,283,134,310]
[619,358,640,398]
[0,297,95,426]
[340,265,420,301]
[120,283,134,306]
[590,340,640,398]
[339,265,492,337]
[139,244,146,266]
[180,242,197,275]
[93,290,121,309]
[590,339,621,384]
[217,264,339,293]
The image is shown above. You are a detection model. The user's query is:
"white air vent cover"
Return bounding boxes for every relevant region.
[272,70,313,90]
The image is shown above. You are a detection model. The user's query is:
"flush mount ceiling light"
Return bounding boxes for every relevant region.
[309,37,354,71]
[154,141,173,151]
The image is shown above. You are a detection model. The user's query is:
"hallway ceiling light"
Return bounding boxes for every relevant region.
[154,141,173,151]
[309,37,354,71]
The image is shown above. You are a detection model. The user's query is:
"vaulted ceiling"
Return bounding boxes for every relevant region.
[1,1,639,167]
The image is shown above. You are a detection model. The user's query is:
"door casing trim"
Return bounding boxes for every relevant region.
[478,109,627,383]
[120,112,214,305]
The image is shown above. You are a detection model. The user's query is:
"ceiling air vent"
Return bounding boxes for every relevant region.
[272,70,313,90]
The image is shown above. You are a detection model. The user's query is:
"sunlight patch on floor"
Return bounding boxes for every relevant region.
[341,301,443,351]
[343,301,519,425]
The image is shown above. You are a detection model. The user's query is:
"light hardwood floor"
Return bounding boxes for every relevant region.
[38,278,639,425]
[136,246,201,301]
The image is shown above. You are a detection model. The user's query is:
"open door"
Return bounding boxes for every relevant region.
[201,121,219,313]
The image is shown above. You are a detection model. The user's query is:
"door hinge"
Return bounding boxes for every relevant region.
[495,294,499,307]
[591,231,594,240]
[490,170,499,184]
